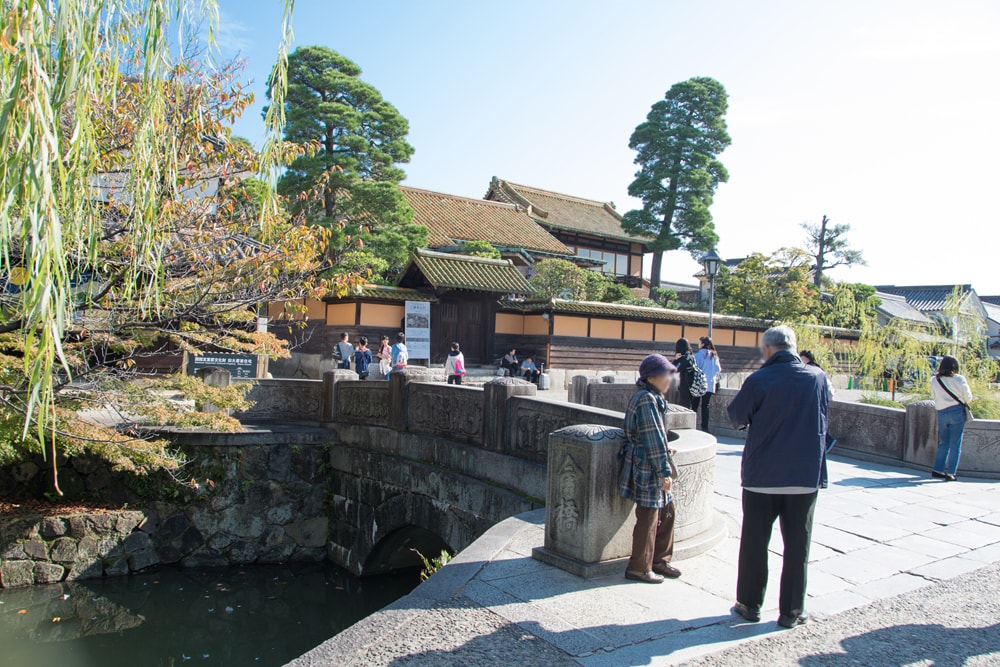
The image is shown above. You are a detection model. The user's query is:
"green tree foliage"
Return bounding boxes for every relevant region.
[270,46,425,276]
[622,77,731,295]
[530,260,587,300]
[821,283,880,329]
[602,282,636,304]
[650,287,680,309]
[460,241,502,260]
[582,271,609,301]
[802,215,866,287]
[715,249,820,321]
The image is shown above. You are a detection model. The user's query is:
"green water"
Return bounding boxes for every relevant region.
[0,564,419,667]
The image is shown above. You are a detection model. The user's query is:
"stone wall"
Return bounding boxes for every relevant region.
[233,378,324,422]
[0,429,335,588]
[707,389,1000,477]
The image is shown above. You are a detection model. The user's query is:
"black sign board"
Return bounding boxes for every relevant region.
[186,353,259,379]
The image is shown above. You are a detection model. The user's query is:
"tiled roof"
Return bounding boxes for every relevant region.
[502,298,860,337]
[984,301,1000,323]
[874,292,933,324]
[659,281,701,293]
[875,285,973,312]
[400,185,571,256]
[485,178,652,245]
[981,295,1000,306]
[329,285,436,303]
[399,249,535,295]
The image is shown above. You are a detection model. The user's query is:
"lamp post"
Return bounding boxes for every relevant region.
[700,249,722,338]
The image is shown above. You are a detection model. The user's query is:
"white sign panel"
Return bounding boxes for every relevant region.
[405,301,431,361]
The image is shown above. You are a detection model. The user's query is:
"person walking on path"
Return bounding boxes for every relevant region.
[335,332,354,371]
[727,325,831,629]
[694,337,722,431]
[618,354,682,584]
[377,335,392,380]
[353,336,373,380]
[673,338,701,410]
[444,341,466,385]
[391,332,408,370]
[929,355,973,482]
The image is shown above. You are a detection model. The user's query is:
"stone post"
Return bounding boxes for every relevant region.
[322,369,359,423]
[196,368,231,415]
[482,377,536,453]
[533,423,723,578]
[533,424,633,577]
[568,375,592,405]
[387,367,434,431]
[904,400,938,469]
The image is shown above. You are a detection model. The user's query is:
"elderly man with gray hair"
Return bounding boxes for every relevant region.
[727,325,831,629]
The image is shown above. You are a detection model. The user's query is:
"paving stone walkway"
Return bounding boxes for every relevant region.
[289,438,1000,667]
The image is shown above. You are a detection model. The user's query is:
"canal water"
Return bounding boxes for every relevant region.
[0,564,419,667]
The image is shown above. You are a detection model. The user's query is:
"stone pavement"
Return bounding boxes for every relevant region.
[289,437,1000,666]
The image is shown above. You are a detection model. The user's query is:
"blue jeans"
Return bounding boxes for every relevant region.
[934,405,967,475]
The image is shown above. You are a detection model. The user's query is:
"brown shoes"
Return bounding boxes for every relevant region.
[653,562,682,578]
[625,570,665,584]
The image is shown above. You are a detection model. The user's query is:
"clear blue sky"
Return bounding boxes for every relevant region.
[212,0,1000,294]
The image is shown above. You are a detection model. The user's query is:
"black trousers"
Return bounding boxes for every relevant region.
[700,392,713,431]
[737,490,818,618]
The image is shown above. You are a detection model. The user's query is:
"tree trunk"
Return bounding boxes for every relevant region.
[649,250,664,297]
[813,214,828,287]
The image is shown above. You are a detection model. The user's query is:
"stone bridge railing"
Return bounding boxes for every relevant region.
[570,377,1000,478]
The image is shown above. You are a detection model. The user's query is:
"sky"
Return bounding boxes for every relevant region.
[209,0,1000,294]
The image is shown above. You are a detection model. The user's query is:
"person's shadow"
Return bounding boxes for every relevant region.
[798,622,1000,667]
[384,612,772,666]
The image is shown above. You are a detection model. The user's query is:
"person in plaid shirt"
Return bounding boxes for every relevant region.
[619,354,681,583]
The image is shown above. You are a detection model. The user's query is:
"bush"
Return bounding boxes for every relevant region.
[460,240,501,259]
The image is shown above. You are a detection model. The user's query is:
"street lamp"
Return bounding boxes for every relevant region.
[700,249,722,337]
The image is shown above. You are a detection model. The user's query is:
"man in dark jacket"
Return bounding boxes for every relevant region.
[727,325,831,629]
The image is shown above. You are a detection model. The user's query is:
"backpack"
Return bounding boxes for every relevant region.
[394,345,408,367]
[686,357,709,398]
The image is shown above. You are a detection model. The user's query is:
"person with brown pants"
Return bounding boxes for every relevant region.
[618,354,682,583]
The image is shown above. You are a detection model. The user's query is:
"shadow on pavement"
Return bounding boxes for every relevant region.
[385,613,775,666]
[798,622,1000,667]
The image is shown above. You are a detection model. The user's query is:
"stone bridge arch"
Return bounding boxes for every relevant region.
[325,442,539,577]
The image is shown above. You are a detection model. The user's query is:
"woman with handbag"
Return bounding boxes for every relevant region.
[619,354,681,583]
[929,355,974,481]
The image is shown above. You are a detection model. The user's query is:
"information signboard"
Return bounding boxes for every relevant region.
[187,352,259,379]
[404,301,431,361]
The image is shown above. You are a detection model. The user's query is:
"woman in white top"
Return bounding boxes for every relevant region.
[928,355,974,481]
[694,337,722,432]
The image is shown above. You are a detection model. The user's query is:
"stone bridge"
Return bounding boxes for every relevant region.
[239,370,719,577]
[0,371,720,587]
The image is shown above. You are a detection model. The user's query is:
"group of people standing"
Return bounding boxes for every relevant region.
[619,324,976,629]
[334,332,409,380]
[673,336,722,431]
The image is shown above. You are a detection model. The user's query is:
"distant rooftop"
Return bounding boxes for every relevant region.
[875,285,974,312]
[400,185,571,256]
[873,291,933,324]
[485,177,651,246]
[981,295,1000,307]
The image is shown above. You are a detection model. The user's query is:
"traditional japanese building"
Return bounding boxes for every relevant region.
[399,185,582,275]
[484,177,652,286]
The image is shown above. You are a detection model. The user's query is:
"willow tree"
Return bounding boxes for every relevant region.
[0,1,312,492]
